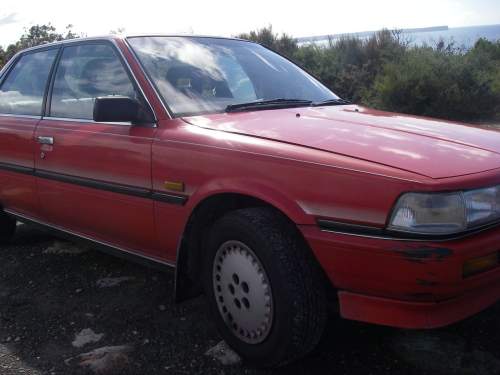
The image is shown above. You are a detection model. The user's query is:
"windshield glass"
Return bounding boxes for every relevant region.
[127,36,339,117]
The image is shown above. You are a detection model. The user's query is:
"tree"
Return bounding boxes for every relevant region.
[237,26,298,58]
[0,24,82,69]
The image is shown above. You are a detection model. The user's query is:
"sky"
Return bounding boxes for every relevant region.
[1,0,499,47]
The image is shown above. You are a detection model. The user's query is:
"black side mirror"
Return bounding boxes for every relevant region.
[93,96,150,124]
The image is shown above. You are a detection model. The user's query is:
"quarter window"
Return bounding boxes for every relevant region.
[50,44,137,120]
[0,49,58,116]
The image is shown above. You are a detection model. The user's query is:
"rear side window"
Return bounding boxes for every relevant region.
[0,49,58,116]
[50,44,136,120]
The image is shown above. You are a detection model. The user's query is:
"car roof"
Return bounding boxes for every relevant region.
[16,34,253,54]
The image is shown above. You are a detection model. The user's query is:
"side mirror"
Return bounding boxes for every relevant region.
[93,96,145,123]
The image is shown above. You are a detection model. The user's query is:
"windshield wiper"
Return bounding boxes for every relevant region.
[225,98,312,113]
[312,98,351,107]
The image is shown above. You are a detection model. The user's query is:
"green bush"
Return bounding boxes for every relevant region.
[237,26,500,122]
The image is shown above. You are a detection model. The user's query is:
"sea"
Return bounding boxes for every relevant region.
[298,24,500,49]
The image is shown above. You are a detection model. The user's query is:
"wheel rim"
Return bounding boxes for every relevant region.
[212,240,273,344]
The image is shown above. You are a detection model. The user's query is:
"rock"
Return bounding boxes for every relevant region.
[205,341,241,366]
[72,329,104,348]
[44,240,89,255]
[95,277,134,288]
[77,345,132,374]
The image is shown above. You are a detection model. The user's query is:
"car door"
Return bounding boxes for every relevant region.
[35,41,159,256]
[0,47,59,219]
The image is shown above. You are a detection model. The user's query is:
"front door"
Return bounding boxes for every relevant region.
[34,41,159,256]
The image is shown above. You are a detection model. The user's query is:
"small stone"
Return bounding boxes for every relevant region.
[14,337,21,342]
[75,288,83,294]
[96,277,134,288]
[205,341,241,365]
[44,240,89,255]
[72,328,104,348]
[78,345,132,373]
[158,305,166,311]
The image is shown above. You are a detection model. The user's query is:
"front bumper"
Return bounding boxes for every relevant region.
[300,224,500,329]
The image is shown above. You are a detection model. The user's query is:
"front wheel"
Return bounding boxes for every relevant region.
[203,207,327,367]
[0,210,16,245]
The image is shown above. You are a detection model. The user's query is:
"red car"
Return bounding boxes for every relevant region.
[0,35,499,366]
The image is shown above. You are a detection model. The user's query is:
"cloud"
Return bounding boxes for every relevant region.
[0,13,18,27]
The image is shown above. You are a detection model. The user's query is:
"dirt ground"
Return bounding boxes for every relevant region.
[2,223,500,375]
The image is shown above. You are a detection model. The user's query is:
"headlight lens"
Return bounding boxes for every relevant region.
[464,187,500,227]
[389,185,500,235]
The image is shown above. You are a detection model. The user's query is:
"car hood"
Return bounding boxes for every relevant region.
[182,105,500,179]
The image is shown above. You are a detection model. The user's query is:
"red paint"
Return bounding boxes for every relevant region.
[0,116,40,217]
[34,119,159,256]
[1,35,500,329]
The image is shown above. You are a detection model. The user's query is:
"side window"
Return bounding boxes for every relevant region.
[0,49,58,116]
[50,44,137,120]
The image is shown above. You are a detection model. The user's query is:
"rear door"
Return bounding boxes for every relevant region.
[0,48,58,218]
[35,41,160,256]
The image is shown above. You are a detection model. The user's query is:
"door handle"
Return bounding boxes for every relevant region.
[37,136,54,145]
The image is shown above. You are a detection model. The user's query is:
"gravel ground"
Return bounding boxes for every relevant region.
[2,223,500,374]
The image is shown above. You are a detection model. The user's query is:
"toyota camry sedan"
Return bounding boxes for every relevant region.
[0,34,499,367]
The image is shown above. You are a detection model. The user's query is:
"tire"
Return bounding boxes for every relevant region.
[203,207,327,367]
[0,210,16,245]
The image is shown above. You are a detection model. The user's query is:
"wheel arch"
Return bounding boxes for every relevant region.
[174,190,311,302]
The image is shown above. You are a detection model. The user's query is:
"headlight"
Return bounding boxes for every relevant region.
[389,185,500,235]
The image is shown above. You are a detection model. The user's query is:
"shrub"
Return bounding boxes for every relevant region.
[236,26,499,121]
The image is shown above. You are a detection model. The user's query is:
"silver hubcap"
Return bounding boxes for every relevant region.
[212,240,273,344]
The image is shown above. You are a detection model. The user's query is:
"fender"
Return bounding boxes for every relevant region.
[184,176,314,225]
[174,176,315,302]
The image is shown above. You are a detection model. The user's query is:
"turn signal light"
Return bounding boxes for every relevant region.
[463,252,499,278]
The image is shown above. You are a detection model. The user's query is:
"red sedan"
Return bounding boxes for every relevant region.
[0,35,499,367]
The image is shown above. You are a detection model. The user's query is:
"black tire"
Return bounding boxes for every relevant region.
[0,211,16,245]
[203,207,327,367]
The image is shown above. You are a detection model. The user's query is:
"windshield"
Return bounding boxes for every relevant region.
[127,36,339,117]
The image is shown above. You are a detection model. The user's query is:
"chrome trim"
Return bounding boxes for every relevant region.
[0,54,18,80]
[7,36,120,55]
[318,228,438,242]
[109,38,159,125]
[0,113,42,119]
[319,222,500,242]
[37,136,54,145]
[42,116,133,126]
[125,34,253,43]
[124,38,174,119]
[5,209,176,268]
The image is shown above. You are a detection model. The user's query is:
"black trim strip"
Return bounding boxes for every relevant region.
[317,219,500,242]
[151,192,188,205]
[0,162,187,206]
[35,170,152,198]
[0,162,34,175]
